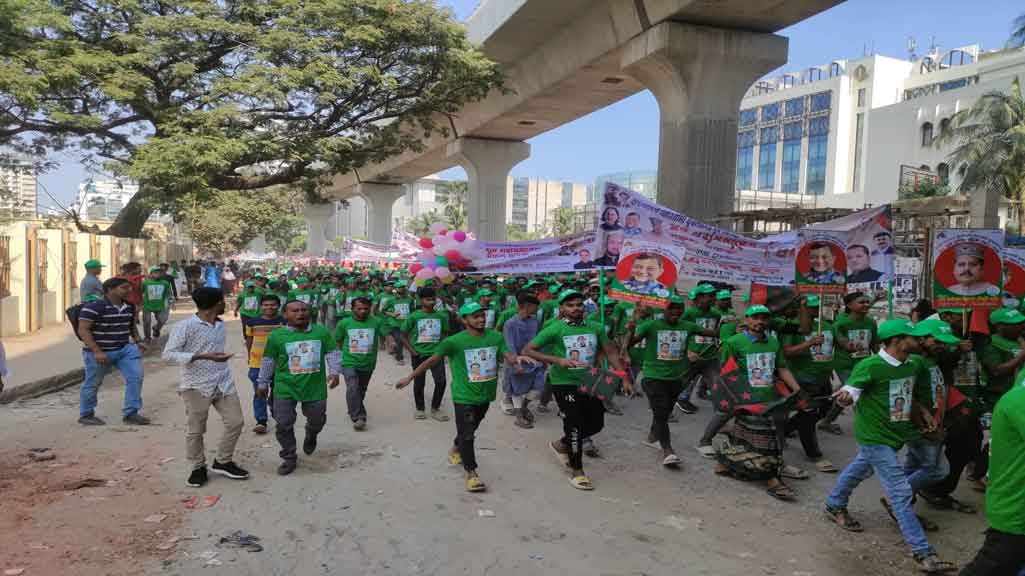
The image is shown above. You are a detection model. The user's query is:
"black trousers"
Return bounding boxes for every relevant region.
[932,413,983,495]
[412,354,447,411]
[552,387,605,470]
[453,403,489,472]
[643,377,683,450]
[959,529,1025,576]
[785,408,824,460]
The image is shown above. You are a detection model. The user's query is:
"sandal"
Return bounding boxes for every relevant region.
[448,451,463,466]
[880,497,938,532]
[815,460,838,473]
[662,454,682,468]
[919,492,977,514]
[824,506,863,532]
[766,482,795,501]
[818,422,843,435]
[465,474,486,493]
[780,464,810,480]
[569,475,594,491]
[914,554,957,574]
[550,441,571,468]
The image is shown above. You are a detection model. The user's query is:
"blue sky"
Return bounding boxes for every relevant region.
[37,0,1025,210]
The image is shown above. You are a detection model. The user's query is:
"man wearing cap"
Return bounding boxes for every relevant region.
[475,289,498,330]
[501,290,545,428]
[381,282,413,365]
[80,259,105,303]
[396,302,523,493]
[676,284,722,415]
[715,290,736,325]
[140,265,173,341]
[525,289,634,490]
[825,319,957,573]
[980,308,1025,410]
[399,286,451,421]
[335,297,386,430]
[235,279,264,337]
[949,244,999,297]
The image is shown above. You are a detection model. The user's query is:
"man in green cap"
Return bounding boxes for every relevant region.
[399,286,451,421]
[819,291,880,435]
[381,282,413,364]
[141,265,174,341]
[676,283,722,414]
[80,259,105,303]
[335,296,385,430]
[525,289,633,490]
[396,301,523,493]
[715,289,736,325]
[825,319,957,574]
[235,279,264,338]
[475,289,498,330]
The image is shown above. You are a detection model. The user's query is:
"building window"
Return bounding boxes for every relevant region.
[740,109,757,127]
[830,62,844,78]
[805,67,825,83]
[754,81,774,95]
[941,50,974,68]
[758,126,778,191]
[852,113,865,193]
[736,130,755,190]
[921,122,934,147]
[784,97,804,118]
[760,103,780,123]
[937,162,950,184]
[782,74,796,89]
[857,88,866,107]
[810,92,831,113]
[806,117,829,195]
[939,117,951,137]
[782,122,802,193]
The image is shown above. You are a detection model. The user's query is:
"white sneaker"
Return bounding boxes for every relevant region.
[501,397,515,415]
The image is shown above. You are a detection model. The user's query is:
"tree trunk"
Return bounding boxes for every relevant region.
[103,189,155,237]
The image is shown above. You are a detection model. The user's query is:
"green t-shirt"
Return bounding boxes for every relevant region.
[236,288,263,318]
[539,299,558,326]
[288,289,318,308]
[334,316,385,371]
[834,314,878,371]
[783,319,836,378]
[611,301,634,336]
[402,309,451,356]
[496,307,518,332]
[141,279,172,312]
[987,378,1025,534]
[716,306,738,327]
[435,330,509,405]
[846,354,928,449]
[684,306,721,359]
[382,297,413,330]
[530,320,610,387]
[980,334,1022,407]
[720,332,787,404]
[635,318,702,380]
[585,311,614,336]
[263,325,337,402]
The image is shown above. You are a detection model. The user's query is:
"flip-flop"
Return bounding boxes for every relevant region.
[662,454,682,468]
[550,441,571,468]
[569,475,594,491]
[824,506,864,532]
[815,460,839,473]
[766,482,795,501]
[465,475,486,493]
[780,465,810,480]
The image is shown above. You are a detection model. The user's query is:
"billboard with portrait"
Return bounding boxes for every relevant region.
[932,229,1004,309]
[795,230,848,295]
[1001,247,1025,308]
[607,239,682,308]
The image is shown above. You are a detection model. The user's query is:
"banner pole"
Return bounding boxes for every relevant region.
[818,285,824,334]
[887,279,894,320]
[962,299,968,336]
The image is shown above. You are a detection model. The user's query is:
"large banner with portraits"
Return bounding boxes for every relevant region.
[472,231,598,274]
[932,229,1004,309]
[1001,247,1025,308]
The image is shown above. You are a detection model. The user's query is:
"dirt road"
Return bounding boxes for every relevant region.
[0,313,988,576]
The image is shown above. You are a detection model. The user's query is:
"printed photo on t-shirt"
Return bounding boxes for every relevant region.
[147,284,165,300]
[465,346,498,382]
[347,328,375,354]
[297,293,312,304]
[563,333,597,366]
[956,352,979,386]
[416,318,442,343]
[931,369,946,411]
[809,331,834,362]
[889,377,914,422]
[285,340,321,375]
[244,295,258,309]
[848,329,871,358]
[656,330,686,361]
[694,317,718,344]
[746,352,776,387]
[394,302,410,319]
[484,309,496,329]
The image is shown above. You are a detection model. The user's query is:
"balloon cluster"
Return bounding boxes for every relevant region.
[409,222,481,286]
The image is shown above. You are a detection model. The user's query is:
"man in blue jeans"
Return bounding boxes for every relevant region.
[77,277,150,426]
[824,319,956,574]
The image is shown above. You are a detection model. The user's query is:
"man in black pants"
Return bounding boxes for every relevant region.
[400,287,451,421]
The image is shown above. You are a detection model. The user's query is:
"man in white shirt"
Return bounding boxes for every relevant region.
[163,287,249,488]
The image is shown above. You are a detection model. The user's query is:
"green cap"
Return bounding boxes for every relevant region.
[84,259,104,269]
[253,273,264,279]
[688,284,717,299]
[548,284,563,294]
[244,280,255,288]
[598,295,617,306]
[916,318,962,344]
[667,295,686,305]
[877,319,931,340]
[716,290,732,300]
[557,289,584,304]
[393,280,407,289]
[476,289,494,297]
[296,277,309,283]
[745,305,771,317]
[805,294,821,307]
[464,278,477,285]
[148,265,161,272]
[84,293,103,302]
[459,302,483,316]
[990,308,1025,325]
[523,280,539,290]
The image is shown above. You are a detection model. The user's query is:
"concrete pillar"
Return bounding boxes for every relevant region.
[357,183,405,244]
[621,22,788,222]
[447,137,530,241]
[304,202,336,256]
[969,188,1000,229]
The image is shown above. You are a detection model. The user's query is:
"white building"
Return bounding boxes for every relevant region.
[735,42,1025,226]
[74,179,140,220]
[0,156,38,217]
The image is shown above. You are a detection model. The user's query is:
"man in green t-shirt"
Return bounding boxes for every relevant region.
[819,291,879,434]
[141,265,174,341]
[395,302,521,493]
[257,299,340,476]
[825,319,957,574]
[959,372,1025,575]
[399,287,451,420]
[334,297,386,431]
[676,283,722,414]
[980,307,1025,410]
[235,280,263,339]
[525,289,633,491]
[381,282,413,364]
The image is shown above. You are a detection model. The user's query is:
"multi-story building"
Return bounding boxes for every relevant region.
[592,170,658,203]
[73,179,141,220]
[507,177,590,234]
[0,155,38,217]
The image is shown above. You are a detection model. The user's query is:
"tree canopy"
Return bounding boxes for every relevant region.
[183,185,302,256]
[0,0,503,236]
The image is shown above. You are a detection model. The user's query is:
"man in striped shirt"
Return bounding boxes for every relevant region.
[77,277,150,426]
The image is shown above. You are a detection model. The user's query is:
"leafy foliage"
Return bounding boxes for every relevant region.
[898,179,950,200]
[544,207,578,237]
[439,180,467,230]
[507,223,539,241]
[183,186,302,256]
[0,0,502,236]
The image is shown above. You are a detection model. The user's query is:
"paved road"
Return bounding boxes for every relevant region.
[0,312,988,576]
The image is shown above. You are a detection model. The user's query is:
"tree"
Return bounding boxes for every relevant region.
[265,214,306,255]
[898,179,950,200]
[184,186,301,256]
[938,77,1025,204]
[507,223,538,241]
[0,0,503,236]
[439,181,467,230]
[404,210,443,237]
[543,207,577,237]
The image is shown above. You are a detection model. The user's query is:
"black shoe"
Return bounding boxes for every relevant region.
[303,434,318,455]
[675,400,699,414]
[187,466,208,487]
[123,413,151,425]
[277,460,297,476]
[211,460,249,480]
[78,414,106,426]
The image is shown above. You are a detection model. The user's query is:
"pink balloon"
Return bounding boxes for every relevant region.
[424,259,438,270]
[444,249,461,261]
[419,237,433,249]
[438,228,448,236]
[452,230,466,242]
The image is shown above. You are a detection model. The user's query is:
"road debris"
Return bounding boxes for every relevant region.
[143,513,167,523]
[219,530,263,553]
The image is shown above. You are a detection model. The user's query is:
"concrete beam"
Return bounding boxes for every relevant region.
[621,22,788,222]
[304,202,337,256]
[446,138,530,241]
[357,183,405,245]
